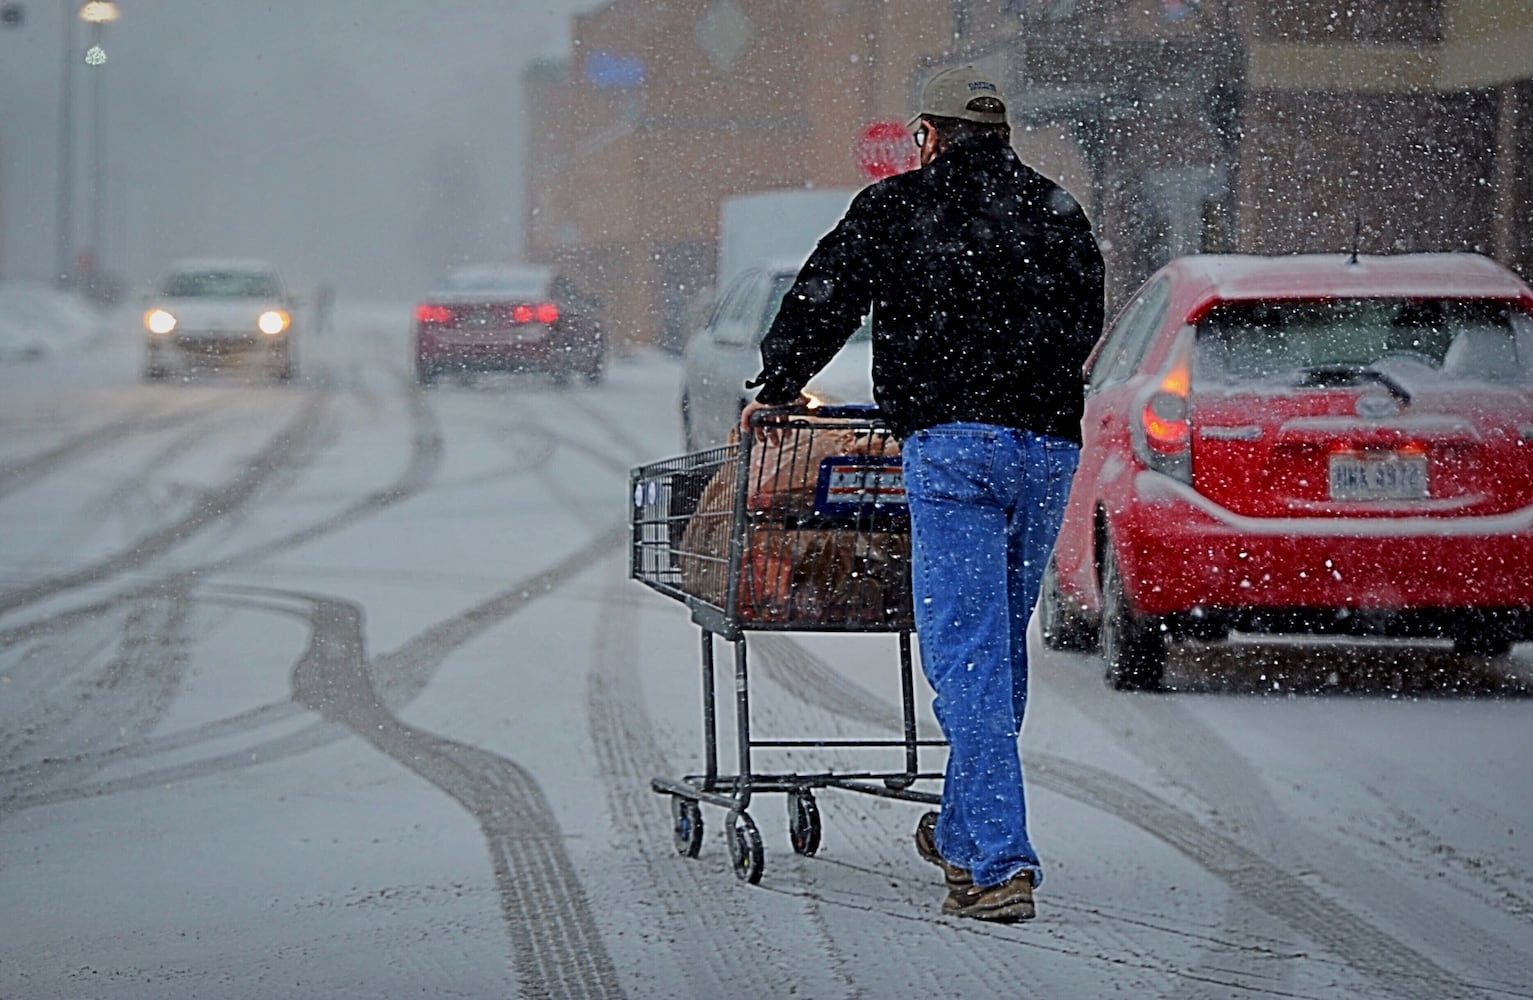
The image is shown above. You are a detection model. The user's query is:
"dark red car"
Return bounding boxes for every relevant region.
[414,264,604,386]
[1038,253,1533,690]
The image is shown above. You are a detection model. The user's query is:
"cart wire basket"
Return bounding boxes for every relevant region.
[630,405,944,884]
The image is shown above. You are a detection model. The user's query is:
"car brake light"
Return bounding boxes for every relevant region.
[534,302,559,324]
[511,304,534,324]
[415,304,452,325]
[1143,392,1189,452]
[1134,333,1193,481]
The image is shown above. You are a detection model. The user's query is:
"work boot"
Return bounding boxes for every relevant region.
[913,811,972,889]
[941,872,1036,923]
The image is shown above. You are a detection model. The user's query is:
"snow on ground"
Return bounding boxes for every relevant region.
[0,302,1529,999]
[0,281,113,361]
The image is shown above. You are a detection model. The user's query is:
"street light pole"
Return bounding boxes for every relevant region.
[78,0,116,293]
[55,0,76,286]
[86,18,103,276]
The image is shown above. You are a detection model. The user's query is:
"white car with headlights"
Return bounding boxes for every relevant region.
[142,259,296,382]
[680,258,874,449]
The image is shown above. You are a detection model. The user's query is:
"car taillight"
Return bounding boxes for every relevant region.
[415,304,452,325]
[1143,391,1189,452]
[508,303,560,324]
[1134,333,1193,482]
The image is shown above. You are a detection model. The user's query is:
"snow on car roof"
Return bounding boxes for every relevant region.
[438,264,552,295]
[1172,253,1533,308]
[162,257,281,276]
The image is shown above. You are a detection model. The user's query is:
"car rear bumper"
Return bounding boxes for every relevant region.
[1115,471,1533,628]
[416,327,563,370]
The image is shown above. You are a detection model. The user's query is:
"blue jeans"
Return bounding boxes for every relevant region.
[903,423,1079,889]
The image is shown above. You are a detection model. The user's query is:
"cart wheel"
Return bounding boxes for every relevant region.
[729,813,764,884]
[671,796,704,858]
[788,791,821,856]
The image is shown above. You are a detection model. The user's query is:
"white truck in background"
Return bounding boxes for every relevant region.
[678,187,872,449]
[716,187,859,295]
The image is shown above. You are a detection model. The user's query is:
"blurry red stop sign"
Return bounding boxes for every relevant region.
[855,120,919,182]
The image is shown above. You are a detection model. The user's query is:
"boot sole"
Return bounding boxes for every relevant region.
[942,898,1037,922]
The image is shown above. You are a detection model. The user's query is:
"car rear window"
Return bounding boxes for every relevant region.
[1195,298,1532,385]
[163,271,280,298]
[441,267,550,297]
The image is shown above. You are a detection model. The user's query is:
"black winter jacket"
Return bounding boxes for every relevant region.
[748,137,1105,442]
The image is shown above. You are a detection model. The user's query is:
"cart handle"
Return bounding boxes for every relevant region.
[748,403,883,426]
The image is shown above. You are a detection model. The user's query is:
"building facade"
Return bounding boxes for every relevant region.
[524,0,950,349]
[949,0,1533,313]
[528,0,1533,346]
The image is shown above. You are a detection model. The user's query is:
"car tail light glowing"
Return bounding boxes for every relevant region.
[1134,333,1193,481]
[1143,390,1189,452]
[507,303,558,324]
[415,304,453,325]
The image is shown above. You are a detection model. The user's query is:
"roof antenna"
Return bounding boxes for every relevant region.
[1349,216,1361,265]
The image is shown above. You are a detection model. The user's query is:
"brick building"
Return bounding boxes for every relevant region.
[948,0,1533,313]
[527,1,1533,346]
[524,0,949,349]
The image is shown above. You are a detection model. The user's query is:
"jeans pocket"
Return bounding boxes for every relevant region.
[1041,437,1081,493]
[906,428,998,504]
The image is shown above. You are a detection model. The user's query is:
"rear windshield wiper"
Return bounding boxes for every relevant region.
[1293,365,1412,406]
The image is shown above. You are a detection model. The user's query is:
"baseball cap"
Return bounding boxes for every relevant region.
[907,65,1008,127]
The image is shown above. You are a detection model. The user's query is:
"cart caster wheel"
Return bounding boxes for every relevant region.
[671,796,703,858]
[788,791,821,856]
[729,813,764,884]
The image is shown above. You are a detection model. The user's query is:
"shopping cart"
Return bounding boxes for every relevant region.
[629,405,943,884]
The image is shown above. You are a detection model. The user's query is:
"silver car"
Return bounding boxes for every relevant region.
[142,258,296,382]
[679,259,873,450]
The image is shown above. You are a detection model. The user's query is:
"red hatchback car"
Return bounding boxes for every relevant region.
[1038,253,1533,691]
[414,264,604,386]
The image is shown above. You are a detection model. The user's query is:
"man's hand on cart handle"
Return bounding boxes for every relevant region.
[740,395,810,445]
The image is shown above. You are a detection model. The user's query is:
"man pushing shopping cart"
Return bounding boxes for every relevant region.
[740,65,1105,923]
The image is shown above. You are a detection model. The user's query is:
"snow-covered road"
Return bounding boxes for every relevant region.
[1,303,1529,999]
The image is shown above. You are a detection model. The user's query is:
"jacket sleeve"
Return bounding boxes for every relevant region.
[746,189,880,405]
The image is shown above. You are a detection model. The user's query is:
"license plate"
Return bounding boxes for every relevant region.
[464,308,501,329]
[1328,453,1428,500]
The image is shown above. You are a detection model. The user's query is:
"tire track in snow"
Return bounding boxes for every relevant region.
[745,633,1063,998]
[1042,646,1533,998]
[0,524,627,814]
[0,366,434,647]
[0,396,220,501]
[10,574,631,998]
[1038,647,1303,1000]
[289,595,624,1000]
[0,388,328,617]
[0,581,196,803]
[0,381,610,810]
[584,564,855,998]
[752,633,1522,999]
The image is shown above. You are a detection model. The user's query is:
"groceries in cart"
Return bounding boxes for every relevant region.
[677,414,910,626]
[629,406,941,886]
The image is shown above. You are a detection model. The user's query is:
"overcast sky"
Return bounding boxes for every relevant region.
[0,1,603,298]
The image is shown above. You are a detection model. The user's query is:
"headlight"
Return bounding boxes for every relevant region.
[258,310,290,335]
[144,308,177,335]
